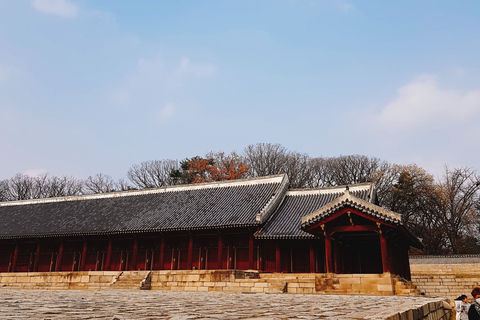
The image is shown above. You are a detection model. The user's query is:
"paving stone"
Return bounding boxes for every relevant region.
[0,289,447,320]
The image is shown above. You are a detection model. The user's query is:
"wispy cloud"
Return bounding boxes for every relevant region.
[0,65,15,88]
[376,74,480,128]
[339,3,354,11]
[156,102,175,124]
[177,57,217,79]
[23,168,47,177]
[31,0,78,18]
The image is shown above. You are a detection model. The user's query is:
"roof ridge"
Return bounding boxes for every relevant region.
[287,183,372,196]
[0,174,287,207]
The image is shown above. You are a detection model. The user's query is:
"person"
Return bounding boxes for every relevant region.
[455,294,470,320]
[468,287,480,320]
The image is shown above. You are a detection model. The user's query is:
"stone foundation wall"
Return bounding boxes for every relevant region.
[0,270,411,296]
[410,256,480,302]
[0,271,120,290]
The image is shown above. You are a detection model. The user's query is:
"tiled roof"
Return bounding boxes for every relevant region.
[0,175,288,239]
[300,188,402,229]
[256,184,373,239]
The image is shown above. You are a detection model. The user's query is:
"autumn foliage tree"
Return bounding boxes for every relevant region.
[171,152,250,184]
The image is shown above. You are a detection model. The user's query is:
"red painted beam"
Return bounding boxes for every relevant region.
[187,235,193,270]
[248,233,254,270]
[105,239,112,271]
[275,243,281,273]
[56,240,64,272]
[309,243,315,273]
[329,225,378,233]
[324,236,332,273]
[379,232,389,273]
[33,242,41,272]
[80,240,87,271]
[217,234,223,269]
[131,238,138,270]
[11,243,19,273]
[159,237,165,270]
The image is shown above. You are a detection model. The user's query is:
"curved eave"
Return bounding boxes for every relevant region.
[301,190,402,229]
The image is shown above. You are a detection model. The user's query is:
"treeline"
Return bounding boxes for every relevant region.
[1,143,479,255]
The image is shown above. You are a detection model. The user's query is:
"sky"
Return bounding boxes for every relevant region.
[1,0,480,181]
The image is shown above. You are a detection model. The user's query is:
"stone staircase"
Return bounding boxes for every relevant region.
[110,271,151,290]
[393,276,422,296]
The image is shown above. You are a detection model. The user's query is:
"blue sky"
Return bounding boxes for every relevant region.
[1,0,480,181]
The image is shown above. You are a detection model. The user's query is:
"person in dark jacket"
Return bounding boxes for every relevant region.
[468,287,480,320]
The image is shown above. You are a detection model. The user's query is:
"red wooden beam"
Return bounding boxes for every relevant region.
[80,240,87,271]
[324,236,332,273]
[131,238,138,270]
[56,240,64,272]
[11,243,19,273]
[105,239,112,271]
[159,236,165,270]
[248,233,254,270]
[187,234,193,270]
[329,225,379,233]
[275,242,281,273]
[217,234,223,269]
[309,242,315,273]
[379,232,389,273]
[33,242,41,272]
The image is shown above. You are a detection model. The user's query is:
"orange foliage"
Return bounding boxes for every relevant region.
[186,157,249,184]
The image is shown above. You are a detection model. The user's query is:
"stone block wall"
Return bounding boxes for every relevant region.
[0,271,120,290]
[410,259,480,302]
[385,300,451,320]
[149,270,410,295]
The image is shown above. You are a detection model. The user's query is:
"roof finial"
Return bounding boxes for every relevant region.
[346,185,349,191]
[345,185,350,194]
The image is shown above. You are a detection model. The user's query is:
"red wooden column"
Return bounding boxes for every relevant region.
[33,242,41,272]
[159,236,165,270]
[56,240,64,272]
[275,242,281,273]
[105,239,112,271]
[131,238,138,270]
[309,242,315,273]
[80,239,87,271]
[379,229,390,273]
[217,233,223,269]
[324,234,332,273]
[187,234,193,270]
[248,233,254,270]
[11,243,19,273]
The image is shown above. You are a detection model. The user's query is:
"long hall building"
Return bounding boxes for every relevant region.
[0,174,421,280]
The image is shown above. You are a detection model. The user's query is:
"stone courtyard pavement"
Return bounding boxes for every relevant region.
[0,290,446,320]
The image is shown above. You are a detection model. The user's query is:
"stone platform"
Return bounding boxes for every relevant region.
[0,289,450,320]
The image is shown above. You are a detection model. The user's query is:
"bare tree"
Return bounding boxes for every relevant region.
[6,173,34,200]
[127,159,180,189]
[435,167,480,253]
[243,143,288,177]
[284,152,312,188]
[84,173,116,194]
[0,180,9,202]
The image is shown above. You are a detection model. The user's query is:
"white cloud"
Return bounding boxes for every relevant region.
[23,168,47,177]
[156,102,175,124]
[0,65,14,88]
[109,91,130,105]
[377,74,480,128]
[178,57,217,79]
[339,3,354,11]
[31,0,78,18]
